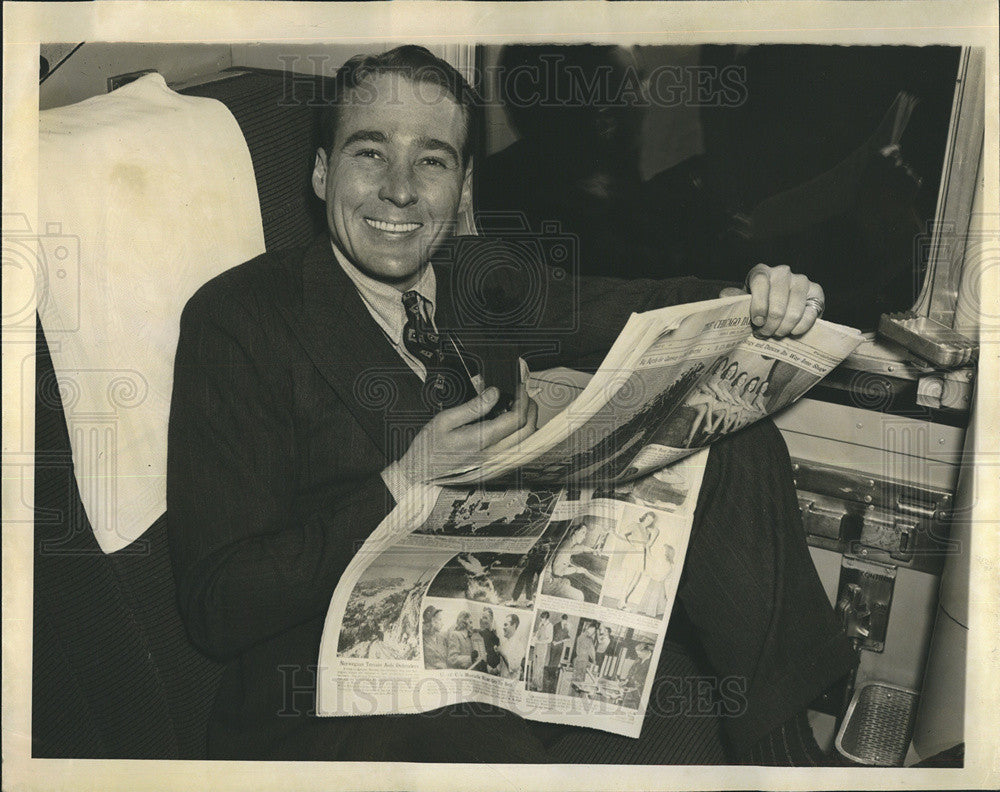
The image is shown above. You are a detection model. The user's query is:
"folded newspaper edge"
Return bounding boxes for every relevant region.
[433,294,863,487]
[315,295,863,738]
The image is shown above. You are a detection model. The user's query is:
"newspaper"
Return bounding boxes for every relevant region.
[432,294,863,487]
[316,294,863,737]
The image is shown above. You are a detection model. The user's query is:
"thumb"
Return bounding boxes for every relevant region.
[438,387,500,429]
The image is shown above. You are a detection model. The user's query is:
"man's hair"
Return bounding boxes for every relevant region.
[320,45,482,166]
[508,614,520,629]
[539,611,549,619]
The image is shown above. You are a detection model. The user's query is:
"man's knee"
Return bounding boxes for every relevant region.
[705,419,790,476]
[696,419,797,519]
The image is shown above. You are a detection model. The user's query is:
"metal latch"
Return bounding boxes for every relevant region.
[798,495,852,541]
[835,557,896,652]
[791,459,953,573]
[916,368,974,410]
[858,510,917,562]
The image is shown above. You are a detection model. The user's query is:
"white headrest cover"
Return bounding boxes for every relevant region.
[38,73,266,553]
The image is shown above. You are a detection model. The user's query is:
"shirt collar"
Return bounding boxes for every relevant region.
[330,240,437,345]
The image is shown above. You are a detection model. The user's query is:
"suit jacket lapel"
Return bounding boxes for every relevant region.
[277,236,431,461]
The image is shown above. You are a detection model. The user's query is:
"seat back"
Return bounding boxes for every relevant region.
[33,317,223,758]
[32,68,332,759]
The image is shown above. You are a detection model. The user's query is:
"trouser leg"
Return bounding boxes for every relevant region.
[268,704,553,762]
[676,418,856,756]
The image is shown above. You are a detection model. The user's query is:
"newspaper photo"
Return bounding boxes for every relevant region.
[315,294,864,737]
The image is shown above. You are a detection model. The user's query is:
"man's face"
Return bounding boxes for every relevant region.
[312,73,473,291]
[503,617,516,638]
[480,611,493,630]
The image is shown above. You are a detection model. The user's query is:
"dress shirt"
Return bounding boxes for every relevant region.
[331,240,436,381]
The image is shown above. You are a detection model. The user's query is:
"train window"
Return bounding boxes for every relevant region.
[474,44,973,335]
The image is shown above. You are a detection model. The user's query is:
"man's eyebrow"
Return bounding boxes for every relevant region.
[417,137,460,163]
[340,130,387,149]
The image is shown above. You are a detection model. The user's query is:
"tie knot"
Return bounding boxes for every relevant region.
[402,290,423,314]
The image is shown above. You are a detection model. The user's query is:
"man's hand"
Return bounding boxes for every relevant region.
[735,264,826,338]
[395,384,538,484]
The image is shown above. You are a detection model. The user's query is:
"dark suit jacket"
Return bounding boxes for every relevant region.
[166,233,730,757]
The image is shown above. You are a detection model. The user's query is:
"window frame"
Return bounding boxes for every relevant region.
[912,46,986,334]
[813,46,984,381]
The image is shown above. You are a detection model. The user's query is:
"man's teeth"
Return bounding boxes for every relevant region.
[366,219,421,233]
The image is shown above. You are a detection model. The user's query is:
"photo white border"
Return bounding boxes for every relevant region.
[4,2,998,790]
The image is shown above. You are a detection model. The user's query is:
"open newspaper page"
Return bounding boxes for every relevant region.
[433,294,862,487]
[316,451,708,738]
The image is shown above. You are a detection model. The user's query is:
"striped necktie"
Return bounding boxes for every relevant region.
[401,290,477,410]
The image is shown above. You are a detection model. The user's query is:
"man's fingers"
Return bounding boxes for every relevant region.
[494,384,532,435]
[790,304,820,337]
[507,384,532,424]
[757,265,791,336]
[747,264,827,337]
[790,283,826,336]
[772,273,811,338]
[484,397,538,454]
[436,387,500,430]
[460,392,535,449]
[747,265,771,329]
[425,385,536,477]
[468,383,530,446]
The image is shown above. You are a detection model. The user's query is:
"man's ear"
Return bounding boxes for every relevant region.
[458,159,474,216]
[311,148,328,200]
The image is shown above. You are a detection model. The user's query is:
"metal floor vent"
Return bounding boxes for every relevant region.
[835,682,919,766]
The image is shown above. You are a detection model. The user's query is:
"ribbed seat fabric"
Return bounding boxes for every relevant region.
[33,318,222,758]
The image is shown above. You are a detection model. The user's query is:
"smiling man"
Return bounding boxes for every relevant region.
[167,45,855,764]
[311,71,473,289]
